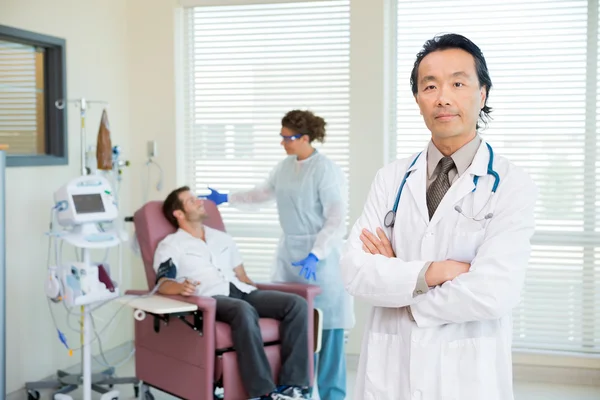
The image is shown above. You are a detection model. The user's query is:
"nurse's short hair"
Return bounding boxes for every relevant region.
[162,186,190,228]
[282,109,327,143]
[410,33,493,130]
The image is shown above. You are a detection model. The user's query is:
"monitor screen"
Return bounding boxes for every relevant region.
[72,193,105,214]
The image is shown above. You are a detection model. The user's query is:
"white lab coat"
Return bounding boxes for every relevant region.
[340,140,537,400]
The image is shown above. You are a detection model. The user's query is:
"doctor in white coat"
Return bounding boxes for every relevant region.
[340,33,537,400]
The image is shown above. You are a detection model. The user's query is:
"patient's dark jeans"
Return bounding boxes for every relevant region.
[214,283,310,397]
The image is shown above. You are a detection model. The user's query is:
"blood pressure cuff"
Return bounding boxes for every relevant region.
[155,258,177,285]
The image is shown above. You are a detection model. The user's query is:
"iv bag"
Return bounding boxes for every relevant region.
[96,109,113,170]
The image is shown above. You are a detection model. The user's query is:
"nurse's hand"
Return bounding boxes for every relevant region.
[292,253,318,281]
[360,228,395,258]
[200,187,228,205]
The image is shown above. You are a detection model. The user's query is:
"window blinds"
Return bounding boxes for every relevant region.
[392,0,599,354]
[0,39,44,154]
[182,0,350,281]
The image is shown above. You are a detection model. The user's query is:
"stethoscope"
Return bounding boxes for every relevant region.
[383,142,500,228]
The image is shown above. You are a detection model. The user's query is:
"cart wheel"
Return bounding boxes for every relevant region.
[27,390,40,400]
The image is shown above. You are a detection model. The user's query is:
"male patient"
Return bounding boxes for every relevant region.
[154,186,310,400]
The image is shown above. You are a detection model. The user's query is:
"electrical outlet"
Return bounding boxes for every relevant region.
[147,140,158,158]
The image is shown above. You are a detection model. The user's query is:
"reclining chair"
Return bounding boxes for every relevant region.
[125,200,322,400]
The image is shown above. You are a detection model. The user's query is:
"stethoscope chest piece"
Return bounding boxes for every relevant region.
[384,210,396,228]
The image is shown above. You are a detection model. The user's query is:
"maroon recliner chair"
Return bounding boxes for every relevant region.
[125,200,321,400]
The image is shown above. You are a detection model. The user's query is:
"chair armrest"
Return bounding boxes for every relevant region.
[255,283,321,301]
[124,290,217,314]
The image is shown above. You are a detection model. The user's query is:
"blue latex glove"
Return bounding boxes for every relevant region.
[200,187,228,205]
[291,253,318,281]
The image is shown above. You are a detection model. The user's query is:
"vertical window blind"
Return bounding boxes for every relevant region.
[392,0,599,354]
[182,0,350,281]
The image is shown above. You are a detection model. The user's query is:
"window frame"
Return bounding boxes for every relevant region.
[0,24,67,167]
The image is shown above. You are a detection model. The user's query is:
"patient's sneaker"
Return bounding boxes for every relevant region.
[252,385,310,400]
[255,392,295,400]
[251,389,296,400]
[276,386,310,399]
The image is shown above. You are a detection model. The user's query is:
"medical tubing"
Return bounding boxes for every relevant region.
[90,312,136,370]
[143,159,163,203]
[45,204,189,355]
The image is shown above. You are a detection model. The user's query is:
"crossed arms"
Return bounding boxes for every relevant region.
[339,167,537,328]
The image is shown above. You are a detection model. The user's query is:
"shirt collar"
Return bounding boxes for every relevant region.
[427,135,482,179]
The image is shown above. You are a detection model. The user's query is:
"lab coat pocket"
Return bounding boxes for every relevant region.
[447,222,485,263]
[440,337,499,400]
[363,332,402,400]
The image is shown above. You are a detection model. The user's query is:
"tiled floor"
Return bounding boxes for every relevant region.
[24,358,600,400]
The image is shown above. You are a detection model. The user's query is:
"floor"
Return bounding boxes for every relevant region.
[24,356,600,400]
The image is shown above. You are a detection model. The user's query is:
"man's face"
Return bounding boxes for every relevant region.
[176,190,207,222]
[414,48,486,141]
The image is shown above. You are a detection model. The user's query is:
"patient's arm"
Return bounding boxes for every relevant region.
[156,278,198,296]
[234,264,256,287]
[154,255,199,296]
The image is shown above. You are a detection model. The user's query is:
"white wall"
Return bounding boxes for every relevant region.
[345,0,391,354]
[125,0,180,291]
[1,0,135,393]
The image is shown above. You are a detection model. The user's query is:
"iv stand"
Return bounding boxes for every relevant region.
[55,98,112,400]
[55,98,109,176]
[24,98,140,400]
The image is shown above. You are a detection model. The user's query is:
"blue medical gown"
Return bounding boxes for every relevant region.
[230,151,355,330]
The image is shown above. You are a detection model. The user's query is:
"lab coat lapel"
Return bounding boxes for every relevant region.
[428,141,489,228]
[405,152,429,225]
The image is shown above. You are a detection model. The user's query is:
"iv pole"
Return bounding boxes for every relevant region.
[26,97,137,400]
[55,98,109,176]
[54,98,112,400]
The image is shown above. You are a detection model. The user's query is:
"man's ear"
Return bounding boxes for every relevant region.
[480,86,487,108]
[173,209,184,220]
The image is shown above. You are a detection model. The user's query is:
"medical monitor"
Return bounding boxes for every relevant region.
[72,194,106,214]
[54,175,118,227]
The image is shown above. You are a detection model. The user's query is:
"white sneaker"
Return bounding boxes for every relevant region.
[277,386,307,399]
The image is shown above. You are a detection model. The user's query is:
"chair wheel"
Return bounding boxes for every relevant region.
[27,390,40,400]
[134,383,153,400]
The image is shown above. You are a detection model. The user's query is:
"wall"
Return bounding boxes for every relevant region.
[125,0,181,291]
[345,0,391,354]
[1,0,135,394]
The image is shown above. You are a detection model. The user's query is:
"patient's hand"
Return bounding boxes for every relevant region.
[180,279,199,296]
